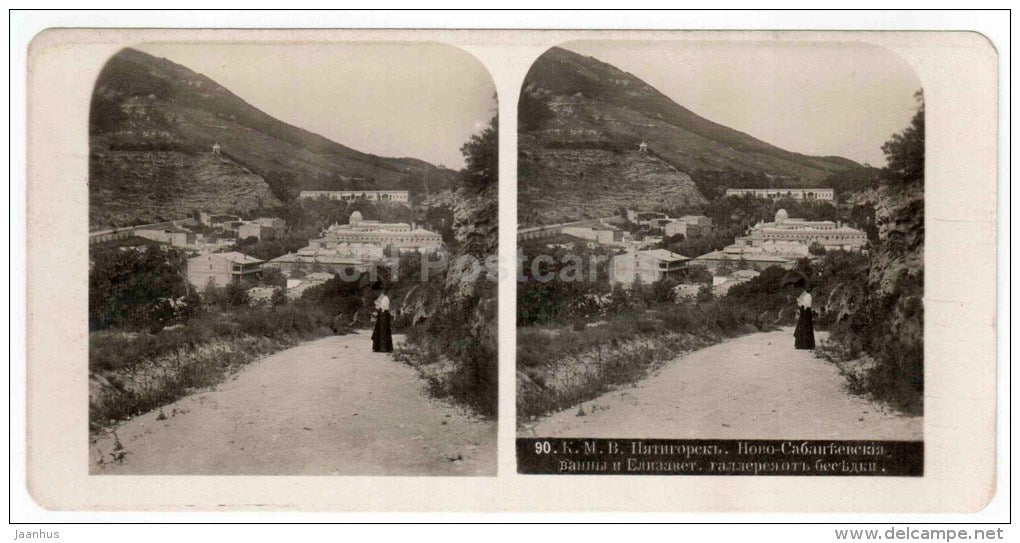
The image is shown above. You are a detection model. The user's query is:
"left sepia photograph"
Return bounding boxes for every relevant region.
[86,42,498,476]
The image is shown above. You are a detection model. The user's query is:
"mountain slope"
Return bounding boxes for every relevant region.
[519,148,704,226]
[89,152,280,228]
[518,47,862,225]
[89,48,455,228]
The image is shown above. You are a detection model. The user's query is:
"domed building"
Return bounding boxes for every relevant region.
[692,208,868,273]
[265,210,444,275]
[310,211,443,254]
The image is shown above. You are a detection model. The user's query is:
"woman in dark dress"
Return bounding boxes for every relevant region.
[371,281,393,353]
[793,282,815,350]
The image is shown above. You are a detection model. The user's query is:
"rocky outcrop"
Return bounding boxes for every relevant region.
[89,151,280,229]
[518,148,704,226]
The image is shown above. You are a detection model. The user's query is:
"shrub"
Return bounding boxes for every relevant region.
[89,245,190,331]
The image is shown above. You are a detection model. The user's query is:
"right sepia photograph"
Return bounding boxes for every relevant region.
[516,40,924,476]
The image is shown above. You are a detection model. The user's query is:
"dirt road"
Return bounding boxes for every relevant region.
[524,329,922,440]
[90,332,496,475]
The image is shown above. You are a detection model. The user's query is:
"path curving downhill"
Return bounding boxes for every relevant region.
[523,328,922,441]
[90,331,496,475]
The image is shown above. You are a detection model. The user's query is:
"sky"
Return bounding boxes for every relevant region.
[135,42,496,169]
[561,40,922,166]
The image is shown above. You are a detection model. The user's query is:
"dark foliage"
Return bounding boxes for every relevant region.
[518,90,555,131]
[459,115,498,193]
[89,245,192,331]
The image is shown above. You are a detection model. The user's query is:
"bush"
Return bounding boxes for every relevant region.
[89,245,190,331]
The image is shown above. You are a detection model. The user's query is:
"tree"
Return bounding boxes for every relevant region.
[201,277,224,306]
[880,91,924,185]
[89,245,188,331]
[259,266,287,288]
[459,115,497,192]
[826,92,925,410]
[223,280,250,307]
[683,265,713,285]
[270,287,288,306]
[651,276,680,304]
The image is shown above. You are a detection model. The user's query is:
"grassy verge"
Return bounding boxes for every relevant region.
[516,301,759,421]
[814,337,923,416]
[89,305,333,431]
[393,298,498,418]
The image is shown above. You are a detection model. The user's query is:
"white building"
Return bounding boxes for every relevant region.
[186,252,263,288]
[198,212,242,229]
[237,217,287,241]
[298,190,410,203]
[561,226,624,245]
[298,242,384,261]
[691,249,796,274]
[310,211,443,254]
[264,253,372,276]
[725,188,835,201]
[662,215,713,238]
[610,249,690,286]
[741,209,867,251]
[134,227,196,247]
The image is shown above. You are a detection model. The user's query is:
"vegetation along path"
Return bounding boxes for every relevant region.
[90,331,496,475]
[525,328,922,441]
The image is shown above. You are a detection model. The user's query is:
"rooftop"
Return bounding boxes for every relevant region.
[269,253,366,265]
[192,251,263,265]
[639,249,690,262]
[694,250,791,263]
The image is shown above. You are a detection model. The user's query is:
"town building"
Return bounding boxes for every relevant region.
[662,215,713,238]
[237,223,273,241]
[517,215,625,243]
[712,269,761,296]
[610,249,690,285]
[186,252,263,288]
[691,248,797,274]
[263,211,440,276]
[264,253,373,276]
[741,209,867,251]
[300,242,385,261]
[133,226,196,247]
[90,219,187,246]
[725,188,835,201]
[310,211,443,254]
[626,210,669,226]
[678,215,713,228]
[298,190,410,203]
[560,226,626,246]
[237,218,286,241]
[198,212,242,229]
[691,209,866,274]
